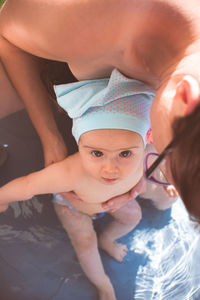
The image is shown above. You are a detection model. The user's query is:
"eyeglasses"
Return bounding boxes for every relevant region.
[144,140,174,186]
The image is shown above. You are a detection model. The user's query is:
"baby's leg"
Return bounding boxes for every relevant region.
[144,183,178,210]
[54,203,116,300]
[99,199,141,262]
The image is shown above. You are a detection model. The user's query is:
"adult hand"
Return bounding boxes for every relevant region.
[102,176,146,213]
[43,135,68,167]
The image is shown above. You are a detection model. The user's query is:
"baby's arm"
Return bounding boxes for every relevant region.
[0,155,79,205]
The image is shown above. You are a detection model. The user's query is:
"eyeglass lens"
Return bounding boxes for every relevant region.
[146,153,169,186]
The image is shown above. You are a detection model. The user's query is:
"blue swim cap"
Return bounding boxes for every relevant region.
[54,69,155,145]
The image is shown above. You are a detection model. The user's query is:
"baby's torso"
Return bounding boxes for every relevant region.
[61,159,142,216]
[61,179,135,216]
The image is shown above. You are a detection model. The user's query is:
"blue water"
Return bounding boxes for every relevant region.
[0,195,200,300]
[127,198,200,300]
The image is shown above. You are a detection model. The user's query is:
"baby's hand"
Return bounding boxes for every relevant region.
[0,203,9,213]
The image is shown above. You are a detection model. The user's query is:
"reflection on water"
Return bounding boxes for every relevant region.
[130,198,200,300]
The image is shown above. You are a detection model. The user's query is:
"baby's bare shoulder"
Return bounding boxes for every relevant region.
[61,152,82,170]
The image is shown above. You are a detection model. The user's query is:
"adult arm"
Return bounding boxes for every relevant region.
[0,0,123,164]
[0,37,67,166]
[0,4,67,166]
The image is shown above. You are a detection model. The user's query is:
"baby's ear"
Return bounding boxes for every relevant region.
[176,75,200,115]
[145,129,153,144]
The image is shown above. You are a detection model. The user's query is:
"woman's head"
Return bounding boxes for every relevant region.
[170,103,200,222]
[151,73,200,222]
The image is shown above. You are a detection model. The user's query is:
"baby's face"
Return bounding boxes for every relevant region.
[78,129,144,185]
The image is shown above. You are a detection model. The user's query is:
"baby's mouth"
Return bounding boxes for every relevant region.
[101,177,118,184]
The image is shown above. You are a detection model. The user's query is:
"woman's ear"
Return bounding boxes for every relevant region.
[176,75,200,115]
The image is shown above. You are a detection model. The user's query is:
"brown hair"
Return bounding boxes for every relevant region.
[170,103,200,223]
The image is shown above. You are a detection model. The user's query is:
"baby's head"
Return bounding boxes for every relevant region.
[55,69,155,184]
[78,128,145,186]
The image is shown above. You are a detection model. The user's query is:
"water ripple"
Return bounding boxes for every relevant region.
[130,199,200,300]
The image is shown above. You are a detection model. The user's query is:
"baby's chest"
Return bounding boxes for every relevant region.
[74,177,133,204]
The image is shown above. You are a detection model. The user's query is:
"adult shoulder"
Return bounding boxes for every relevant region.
[0,0,123,61]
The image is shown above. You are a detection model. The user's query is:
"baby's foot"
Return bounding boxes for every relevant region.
[99,288,116,300]
[99,235,128,262]
[98,278,116,300]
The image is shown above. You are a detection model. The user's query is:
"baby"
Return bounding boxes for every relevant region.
[0,69,155,300]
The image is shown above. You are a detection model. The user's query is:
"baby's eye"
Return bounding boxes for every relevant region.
[91,150,103,157]
[119,150,132,158]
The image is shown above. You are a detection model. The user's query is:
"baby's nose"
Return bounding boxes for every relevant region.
[102,160,119,176]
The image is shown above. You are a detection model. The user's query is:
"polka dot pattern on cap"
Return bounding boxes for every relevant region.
[55,68,155,144]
